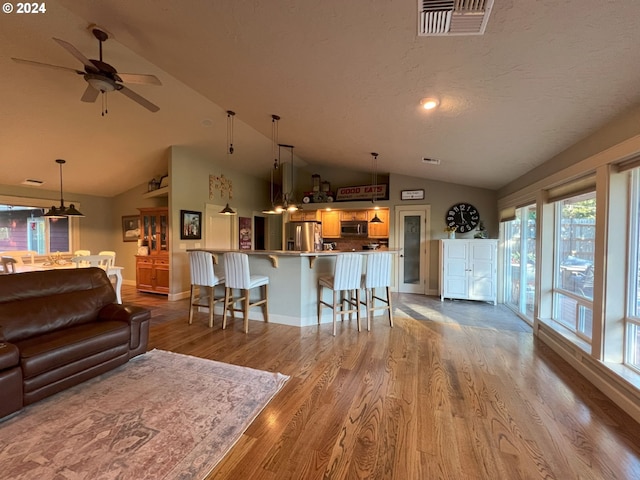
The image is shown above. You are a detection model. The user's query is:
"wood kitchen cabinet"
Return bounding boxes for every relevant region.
[136,207,169,295]
[368,209,389,238]
[290,210,318,221]
[340,210,368,221]
[320,210,341,238]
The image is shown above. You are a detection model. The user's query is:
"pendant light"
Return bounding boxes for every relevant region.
[44,159,84,217]
[262,114,282,214]
[218,110,237,215]
[281,144,298,212]
[370,152,383,224]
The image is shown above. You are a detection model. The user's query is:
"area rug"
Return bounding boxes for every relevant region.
[0,349,289,479]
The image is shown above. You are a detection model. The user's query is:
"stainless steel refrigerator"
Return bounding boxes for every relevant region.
[286,221,322,251]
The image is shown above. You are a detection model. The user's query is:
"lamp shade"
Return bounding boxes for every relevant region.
[219,203,236,215]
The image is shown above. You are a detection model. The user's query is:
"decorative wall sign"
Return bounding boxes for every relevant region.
[335,184,387,201]
[401,189,425,200]
[239,216,252,250]
[209,174,233,200]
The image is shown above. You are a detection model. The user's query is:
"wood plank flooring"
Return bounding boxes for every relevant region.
[123,286,640,479]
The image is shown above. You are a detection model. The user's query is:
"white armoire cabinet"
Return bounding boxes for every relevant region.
[440,239,498,304]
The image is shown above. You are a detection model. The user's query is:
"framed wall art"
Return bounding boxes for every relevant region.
[121,215,140,242]
[180,210,202,240]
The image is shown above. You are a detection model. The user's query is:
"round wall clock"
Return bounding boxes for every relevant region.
[446,203,480,233]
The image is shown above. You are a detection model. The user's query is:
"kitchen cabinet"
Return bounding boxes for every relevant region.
[368,209,389,238]
[321,210,341,238]
[136,207,169,294]
[340,210,368,221]
[440,239,497,304]
[290,210,318,221]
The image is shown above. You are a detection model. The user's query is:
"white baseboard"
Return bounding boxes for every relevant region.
[536,321,640,424]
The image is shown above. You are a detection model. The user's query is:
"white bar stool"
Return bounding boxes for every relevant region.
[361,253,394,330]
[188,251,226,327]
[318,253,363,336]
[222,252,269,333]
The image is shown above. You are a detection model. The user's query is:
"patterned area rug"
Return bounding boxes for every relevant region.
[0,349,289,479]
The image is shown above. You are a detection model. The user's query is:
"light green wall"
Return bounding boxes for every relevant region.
[168,145,270,298]
[390,173,497,292]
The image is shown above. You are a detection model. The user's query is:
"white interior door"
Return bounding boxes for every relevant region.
[205,204,236,249]
[396,207,430,294]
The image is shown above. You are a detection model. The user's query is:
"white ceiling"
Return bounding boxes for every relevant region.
[2,0,640,198]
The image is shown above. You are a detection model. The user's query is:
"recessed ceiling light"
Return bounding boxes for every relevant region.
[201,118,213,127]
[420,98,439,110]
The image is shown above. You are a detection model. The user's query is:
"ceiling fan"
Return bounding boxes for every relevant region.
[11,26,162,113]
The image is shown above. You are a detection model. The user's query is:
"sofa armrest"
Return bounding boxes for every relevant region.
[0,342,19,370]
[98,304,151,358]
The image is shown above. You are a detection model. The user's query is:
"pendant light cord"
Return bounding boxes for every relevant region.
[226,110,235,154]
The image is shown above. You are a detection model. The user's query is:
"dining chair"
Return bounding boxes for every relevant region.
[361,253,394,331]
[74,250,91,257]
[98,251,116,267]
[70,254,112,270]
[0,256,17,274]
[318,253,363,336]
[0,250,36,265]
[188,251,225,328]
[222,252,269,333]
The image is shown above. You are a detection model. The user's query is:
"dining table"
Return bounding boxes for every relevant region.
[15,262,124,304]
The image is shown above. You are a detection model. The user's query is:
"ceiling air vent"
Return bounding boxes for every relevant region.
[22,179,44,186]
[419,0,494,36]
[422,157,441,165]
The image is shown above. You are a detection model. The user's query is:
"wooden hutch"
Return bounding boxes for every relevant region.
[135,207,169,294]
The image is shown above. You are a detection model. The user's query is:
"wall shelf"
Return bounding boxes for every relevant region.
[143,186,169,199]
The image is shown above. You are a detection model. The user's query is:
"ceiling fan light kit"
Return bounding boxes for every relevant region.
[12,25,161,115]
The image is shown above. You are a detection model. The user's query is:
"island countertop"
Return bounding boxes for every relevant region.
[187,248,397,267]
[185,248,396,328]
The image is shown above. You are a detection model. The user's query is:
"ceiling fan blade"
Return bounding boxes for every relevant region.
[80,85,99,103]
[52,38,95,71]
[117,73,162,86]
[118,86,160,113]
[11,57,83,74]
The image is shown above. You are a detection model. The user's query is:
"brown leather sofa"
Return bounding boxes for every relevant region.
[0,267,151,419]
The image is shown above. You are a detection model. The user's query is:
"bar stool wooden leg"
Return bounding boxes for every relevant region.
[188,285,196,325]
[207,286,215,328]
[262,284,269,323]
[243,288,250,333]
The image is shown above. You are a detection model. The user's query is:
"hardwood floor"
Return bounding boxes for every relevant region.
[123,286,640,479]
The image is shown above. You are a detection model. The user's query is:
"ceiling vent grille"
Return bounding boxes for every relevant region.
[419,0,493,36]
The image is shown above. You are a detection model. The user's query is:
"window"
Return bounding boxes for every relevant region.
[0,204,70,254]
[626,170,640,371]
[504,205,536,320]
[552,192,596,341]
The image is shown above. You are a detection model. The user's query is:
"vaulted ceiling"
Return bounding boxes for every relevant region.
[2,0,640,198]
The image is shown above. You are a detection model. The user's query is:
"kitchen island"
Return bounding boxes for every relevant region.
[187,249,396,328]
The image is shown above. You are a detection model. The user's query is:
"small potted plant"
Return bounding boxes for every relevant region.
[444,225,457,239]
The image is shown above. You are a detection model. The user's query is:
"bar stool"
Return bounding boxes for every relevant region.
[188,251,225,327]
[361,253,394,331]
[318,253,363,336]
[223,252,269,333]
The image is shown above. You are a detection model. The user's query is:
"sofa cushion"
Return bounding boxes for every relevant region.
[0,268,116,343]
[17,320,130,379]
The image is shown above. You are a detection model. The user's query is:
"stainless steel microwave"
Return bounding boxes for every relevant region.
[340,220,368,237]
